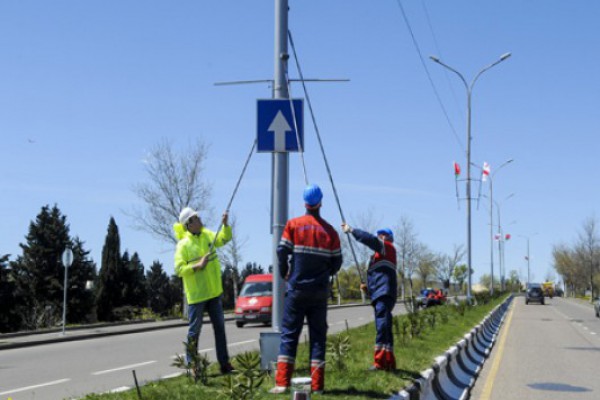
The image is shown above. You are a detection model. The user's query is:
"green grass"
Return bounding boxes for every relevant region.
[79,296,508,400]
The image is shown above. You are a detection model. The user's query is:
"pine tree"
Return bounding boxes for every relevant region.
[0,254,21,332]
[146,261,171,315]
[67,238,97,323]
[10,205,71,329]
[96,217,123,321]
[122,252,147,308]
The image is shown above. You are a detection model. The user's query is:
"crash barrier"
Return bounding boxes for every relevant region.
[390,296,513,400]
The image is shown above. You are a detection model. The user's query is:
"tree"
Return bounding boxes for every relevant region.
[395,215,419,300]
[96,217,123,321]
[453,264,468,294]
[415,246,438,288]
[219,215,246,301]
[578,216,599,300]
[122,252,147,308]
[437,244,465,291]
[240,262,264,281]
[0,254,21,332]
[8,206,95,329]
[65,238,97,323]
[129,138,213,245]
[146,261,171,315]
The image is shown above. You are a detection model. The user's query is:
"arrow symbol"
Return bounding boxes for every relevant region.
[268,110,291,152]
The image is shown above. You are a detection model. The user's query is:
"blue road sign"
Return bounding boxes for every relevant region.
[257,99,304,152]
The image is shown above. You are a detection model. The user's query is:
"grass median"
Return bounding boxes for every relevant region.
[82,295,508,400]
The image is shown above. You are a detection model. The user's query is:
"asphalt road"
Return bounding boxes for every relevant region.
[0,303,406,400]
[470,297,600,400]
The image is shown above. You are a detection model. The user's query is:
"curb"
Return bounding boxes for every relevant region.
[391,296,513,400]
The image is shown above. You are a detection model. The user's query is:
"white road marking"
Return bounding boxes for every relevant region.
[228,340,257,347]
[108,386,131,393]
[162,372,184,379]
[0,378,71,396]
[92,360,157,375]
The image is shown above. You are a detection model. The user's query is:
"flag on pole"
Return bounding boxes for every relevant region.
[505,233,511,240]
[454,162,461,178]
[482,162,491,182]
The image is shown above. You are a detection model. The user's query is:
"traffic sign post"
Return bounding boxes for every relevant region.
[257,98,304,152]
[61,248,73,336]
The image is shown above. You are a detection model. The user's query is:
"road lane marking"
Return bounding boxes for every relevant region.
[108,386,131,393]
[162,372,184,379]
[0,378,71,396]
[92,360,156,375]
[479,302,516,400]
[228,340,257,347]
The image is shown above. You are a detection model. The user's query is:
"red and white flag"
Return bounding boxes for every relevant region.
[482,162,491,182]
[454,162,461,179]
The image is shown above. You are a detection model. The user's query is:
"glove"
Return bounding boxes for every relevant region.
[341,223,353,233]
[360,283,368,294]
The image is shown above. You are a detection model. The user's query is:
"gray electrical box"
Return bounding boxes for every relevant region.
[260,332,281,371]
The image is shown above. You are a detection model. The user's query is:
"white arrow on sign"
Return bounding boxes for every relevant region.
[268,110,291,152]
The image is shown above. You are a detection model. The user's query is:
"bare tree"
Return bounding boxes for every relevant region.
[436,244,465,292]
[129,138,213,245]
[578,216,599,301]
[341,207,381,303]
[219,215,247,300]
[415,245,438,288]
[395,215,419,301]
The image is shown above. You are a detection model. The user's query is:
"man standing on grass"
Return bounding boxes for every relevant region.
[341,223,397,371]
[270,184,343,394]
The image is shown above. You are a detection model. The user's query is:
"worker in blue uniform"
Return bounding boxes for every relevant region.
[342,223,397,371]
[270,184,343,394]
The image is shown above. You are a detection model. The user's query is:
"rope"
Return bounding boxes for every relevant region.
[208,139,257,252]
[288,30,365,284]
[284,69,309,185]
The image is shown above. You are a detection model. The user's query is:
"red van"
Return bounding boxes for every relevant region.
[234,274,273,328]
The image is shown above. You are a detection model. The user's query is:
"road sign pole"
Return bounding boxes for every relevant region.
[61,248,73,336]
[271,0,289,334]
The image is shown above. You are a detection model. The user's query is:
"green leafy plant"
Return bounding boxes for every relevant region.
[327,332,351,371]
[218,352,265,400]
[171,341,210,385]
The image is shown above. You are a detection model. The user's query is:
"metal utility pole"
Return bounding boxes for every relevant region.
[271,0,289,333]
[430,53,511,303]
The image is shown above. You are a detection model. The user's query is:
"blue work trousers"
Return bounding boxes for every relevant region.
[186,295,230,366]
[373,296,395,347]
[279,289,328,361]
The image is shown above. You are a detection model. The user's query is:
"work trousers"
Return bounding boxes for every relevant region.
[186,295,230,367]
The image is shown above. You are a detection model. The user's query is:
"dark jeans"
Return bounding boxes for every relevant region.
[186,295,230,366]
[279,289,328,361]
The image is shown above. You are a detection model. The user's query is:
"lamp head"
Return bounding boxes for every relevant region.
[500,52,512,61]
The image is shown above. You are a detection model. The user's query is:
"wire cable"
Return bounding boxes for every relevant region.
[288,30,365,283]
[393,0,465,156]
[208,139,257,252]
[284,69,309,185]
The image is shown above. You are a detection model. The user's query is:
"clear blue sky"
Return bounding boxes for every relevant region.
[2,1,599,287]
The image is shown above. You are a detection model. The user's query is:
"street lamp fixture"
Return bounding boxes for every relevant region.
[430,53,512,302]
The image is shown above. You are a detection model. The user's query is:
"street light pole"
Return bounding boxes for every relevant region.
[430,53,511,302]
[486,159,513,295]
[495,193,514,291]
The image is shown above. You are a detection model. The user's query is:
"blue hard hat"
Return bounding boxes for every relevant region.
[303,184,323,207]
[376,228,394,242]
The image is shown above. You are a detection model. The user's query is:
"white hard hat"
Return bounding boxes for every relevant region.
[179,207,198,225]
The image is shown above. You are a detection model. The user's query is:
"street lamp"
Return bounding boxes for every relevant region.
[495,193,514,291]
[430,53,512,302]
[518,232,539,288]
[487,159,514,294]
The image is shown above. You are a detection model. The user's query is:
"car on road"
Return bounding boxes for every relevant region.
[234,274,273,328]
[594,298,600,318]
[416,288,446,308]
[526,284,545,305]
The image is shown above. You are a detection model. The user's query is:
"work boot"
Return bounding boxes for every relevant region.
[310,359,325,392]
[220,362,236,375]
[274,355,295,388]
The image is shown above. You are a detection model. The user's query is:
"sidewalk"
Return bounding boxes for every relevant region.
[0,302,370,351]
[0,317,214,351]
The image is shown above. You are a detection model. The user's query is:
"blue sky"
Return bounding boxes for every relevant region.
[1,1,599,287]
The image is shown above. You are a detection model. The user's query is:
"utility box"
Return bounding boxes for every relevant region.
[260,332,281,371]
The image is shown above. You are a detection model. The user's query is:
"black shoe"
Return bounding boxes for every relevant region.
[220,363,236,374]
